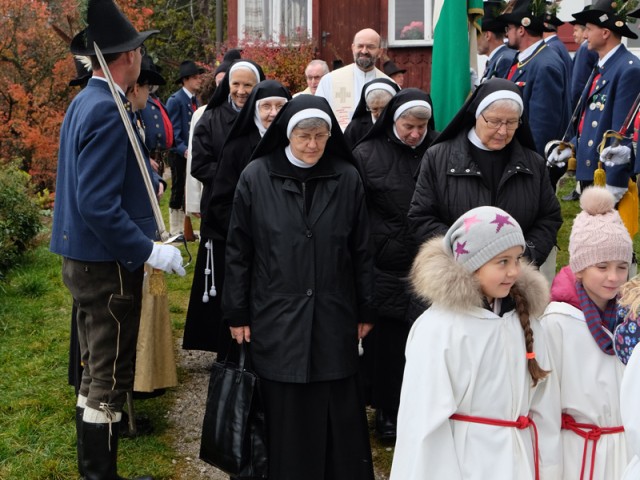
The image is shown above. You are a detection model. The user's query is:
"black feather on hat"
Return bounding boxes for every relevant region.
[572,0,639,39]
[497,0,553,33]
[482,0,509,33]
[70,0,158,55]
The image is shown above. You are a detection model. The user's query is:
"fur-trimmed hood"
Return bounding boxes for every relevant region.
[410,236,549,316]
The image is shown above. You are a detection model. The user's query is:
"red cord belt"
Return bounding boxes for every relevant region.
[561,413,624,480]
[450,413,539,480]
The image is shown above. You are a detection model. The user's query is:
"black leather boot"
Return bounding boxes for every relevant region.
[81,420,154,480]
[375,408,397,441]
[76,407,85,477]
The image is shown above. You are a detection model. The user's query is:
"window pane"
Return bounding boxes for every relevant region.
[395,0,425,40]
[241,0,309,41]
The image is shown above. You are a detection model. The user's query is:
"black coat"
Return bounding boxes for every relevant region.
[223,150,375,383]
[352,128,438,321]
[190,101,237,238]
[408,131,562,266]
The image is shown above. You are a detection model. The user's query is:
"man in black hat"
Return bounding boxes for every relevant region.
[548,0,640,201]
[138,56,173,178]
[478,0,517,82]
[383,59,407,87]
[165,60,204,237]
[498,0,571,191]
[50,0,184,478]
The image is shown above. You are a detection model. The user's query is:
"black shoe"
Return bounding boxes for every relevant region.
[119,411,154,438]
[562,190,580,201]
[375,409,397,441]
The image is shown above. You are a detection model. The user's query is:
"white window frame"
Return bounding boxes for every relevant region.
[388,0,434,47]
[238,0,313,43]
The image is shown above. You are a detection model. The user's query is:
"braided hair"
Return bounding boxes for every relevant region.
[511,284,549,386]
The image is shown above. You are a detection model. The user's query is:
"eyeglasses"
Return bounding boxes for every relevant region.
[480,113,520,131]
[258,102,286,113]
[138,45,146,56]
[291,132,331,143]
[504,25,517,34]
[306,75,323,81]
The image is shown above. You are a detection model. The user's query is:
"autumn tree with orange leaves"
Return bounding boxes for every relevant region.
[0,0,154,191]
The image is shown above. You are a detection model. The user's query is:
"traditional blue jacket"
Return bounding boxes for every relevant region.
[482,44,517,81]
[139,94,173,152]
[509,41,571,157]
[571,41,599,110]
[573,44,640,187]
[545,35,573,82]
[50,78,157,271]
[166,88,197,157]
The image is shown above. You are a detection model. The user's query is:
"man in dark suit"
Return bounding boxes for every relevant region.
[50,0,184,478]
[548,0,640,200]
[543,12,573,80]
[165,60,203,236]
[478,1,517,82]
[498,0,571,191]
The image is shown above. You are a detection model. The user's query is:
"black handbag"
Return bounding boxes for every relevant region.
[199,342,268,478]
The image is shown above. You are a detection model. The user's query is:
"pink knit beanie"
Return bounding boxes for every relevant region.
[569,187,633,274]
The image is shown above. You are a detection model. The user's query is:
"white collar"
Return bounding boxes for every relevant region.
[182,86,195,98]
[599,43,622,68]
[92,76,126,98]
[487,44,506,61]
[519,39,544,62]
[544,34,557,43]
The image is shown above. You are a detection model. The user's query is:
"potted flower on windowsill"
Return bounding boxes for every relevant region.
[399,21,424,40]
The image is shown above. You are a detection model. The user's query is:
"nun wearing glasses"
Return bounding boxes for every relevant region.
[223,95,376,480]
[351,88,438,440]
[408,78,561,270]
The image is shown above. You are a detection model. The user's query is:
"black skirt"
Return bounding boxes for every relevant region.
[260,375,374,480]
[182,238,229,354]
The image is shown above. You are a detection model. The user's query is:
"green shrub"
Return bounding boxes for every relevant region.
[0,163,42,277]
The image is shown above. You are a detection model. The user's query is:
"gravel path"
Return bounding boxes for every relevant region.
[166,338,390,480]
[166,342,227,479]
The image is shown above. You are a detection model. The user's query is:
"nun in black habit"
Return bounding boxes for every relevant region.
[351,88,438,439]
[408,78,562,267]
[343,77,400,148]
[223,95,376,480]
[183,60,265,352]
[205,79,291,242]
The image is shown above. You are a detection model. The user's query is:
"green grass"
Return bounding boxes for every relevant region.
[0,191,198,479]
[1,178,638,479]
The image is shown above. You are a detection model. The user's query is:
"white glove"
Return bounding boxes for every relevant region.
[146,243,186,276]
[600,144,631,167]
[605,184,628,203]
[546,144,572,168]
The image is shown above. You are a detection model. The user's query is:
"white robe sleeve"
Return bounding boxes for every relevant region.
[390,312,464,480]
[185,106,204,215]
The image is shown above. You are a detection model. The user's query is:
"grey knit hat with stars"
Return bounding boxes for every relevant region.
[443,206,526,272]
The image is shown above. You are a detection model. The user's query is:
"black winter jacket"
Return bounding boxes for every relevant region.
[190,101,237,239]
[408,131,562,265]
[223,150,375,383]
[353,130,438,321]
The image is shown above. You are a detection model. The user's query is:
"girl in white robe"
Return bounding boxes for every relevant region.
[391,206,562,480]
[541,187,634,480]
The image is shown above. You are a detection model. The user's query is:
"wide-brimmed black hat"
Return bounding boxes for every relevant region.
[482,1,508,33]
[138,55,165,86]
[383,60,406,76]
[176,60,205,84]
[69,56,92,87]
[569,5,591,25]
[497,0,552,34]
[70,0,158,55]
[573,0,638,39]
